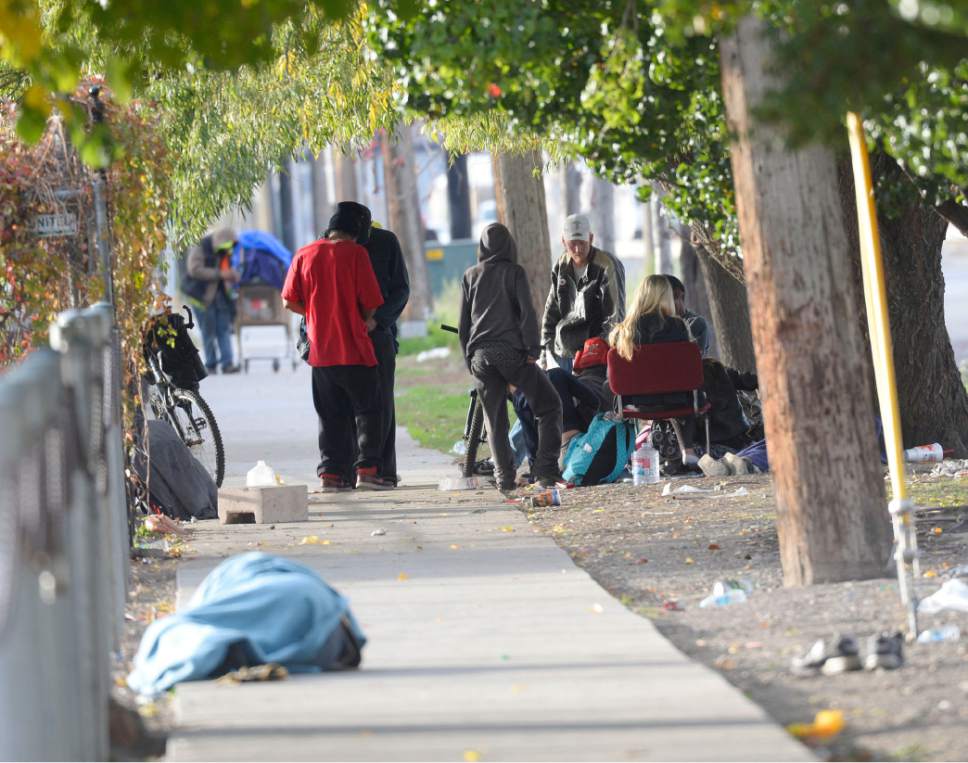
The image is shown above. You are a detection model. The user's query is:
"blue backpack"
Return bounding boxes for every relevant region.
[562,414,636,486]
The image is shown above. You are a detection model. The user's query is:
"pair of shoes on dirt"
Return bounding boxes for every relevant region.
[320,467,394,492]
[791,632,904,676]
[698,452,750,478]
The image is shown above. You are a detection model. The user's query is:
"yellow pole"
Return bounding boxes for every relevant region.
[846,112,919,634]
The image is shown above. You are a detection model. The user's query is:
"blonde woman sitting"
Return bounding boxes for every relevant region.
[608,274,700,468]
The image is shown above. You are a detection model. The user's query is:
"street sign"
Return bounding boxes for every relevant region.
[32,212,78,237]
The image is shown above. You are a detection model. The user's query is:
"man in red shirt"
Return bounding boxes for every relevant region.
[282,210,389,490]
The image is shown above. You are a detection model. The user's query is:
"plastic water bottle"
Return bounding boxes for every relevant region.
[699,579,752,608]
[916,625,961,643]
[246,460,277,487]
[632,443,660,486]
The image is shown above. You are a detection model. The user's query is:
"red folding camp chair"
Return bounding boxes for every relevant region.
[606,341,711,458]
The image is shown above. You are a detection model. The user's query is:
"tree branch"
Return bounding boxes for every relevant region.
[936,199,968,238]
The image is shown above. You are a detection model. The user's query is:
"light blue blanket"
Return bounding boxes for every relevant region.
[127,553,365,696]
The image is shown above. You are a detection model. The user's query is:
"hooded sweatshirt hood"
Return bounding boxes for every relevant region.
[458,223,540,364]
[478,223,517,264]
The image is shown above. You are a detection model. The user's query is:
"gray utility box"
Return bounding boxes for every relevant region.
[218,484,308,525]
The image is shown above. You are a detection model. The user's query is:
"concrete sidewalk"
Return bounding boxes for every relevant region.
[166,361,811,761]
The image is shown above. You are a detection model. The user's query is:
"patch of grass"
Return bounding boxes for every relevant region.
[395,383,471,454]
[398,321,461,357]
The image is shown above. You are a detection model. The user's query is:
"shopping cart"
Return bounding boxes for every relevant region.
[235,284,298,372]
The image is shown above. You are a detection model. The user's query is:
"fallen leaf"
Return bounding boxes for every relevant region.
[396,572,410,582]
[299,535,330,546]
[685,557,695,565]
[933,527,943,536]
[464,750,482,762]
[634,557,649,565]
[662,600,682,612]
[707,543,721,551]
[500,526,515,533]
[923,569,938,578]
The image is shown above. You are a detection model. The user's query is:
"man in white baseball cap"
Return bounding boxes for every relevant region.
[540,212,626,372]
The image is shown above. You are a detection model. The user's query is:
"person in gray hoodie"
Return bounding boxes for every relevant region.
[458,223,563,493]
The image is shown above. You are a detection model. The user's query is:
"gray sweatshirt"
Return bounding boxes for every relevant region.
[458,223,541,367]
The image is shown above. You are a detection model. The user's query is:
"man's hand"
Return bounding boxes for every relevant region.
[365,317,378,332]
[221,268,241,285]
[527,356,538,364]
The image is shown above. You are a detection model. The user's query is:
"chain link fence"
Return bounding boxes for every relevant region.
[0,303,129,760]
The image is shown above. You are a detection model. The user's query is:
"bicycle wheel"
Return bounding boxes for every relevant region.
[462,397,485,478]
[169,389,226,487]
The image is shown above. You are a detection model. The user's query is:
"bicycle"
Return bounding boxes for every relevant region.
[143,306,226,488]
[440,324,493,479]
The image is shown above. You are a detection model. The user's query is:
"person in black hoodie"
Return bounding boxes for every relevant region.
[459,223,563,493]
[317,201,410,487]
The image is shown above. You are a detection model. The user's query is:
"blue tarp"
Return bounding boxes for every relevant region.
[232,230,293,289]
[126,552,366,696]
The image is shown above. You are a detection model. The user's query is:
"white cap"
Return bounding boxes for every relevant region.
[563,213,591,242]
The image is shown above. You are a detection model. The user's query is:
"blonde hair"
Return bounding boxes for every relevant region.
[608,274,677,360]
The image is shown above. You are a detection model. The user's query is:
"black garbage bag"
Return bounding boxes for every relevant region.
[133,420,218,520]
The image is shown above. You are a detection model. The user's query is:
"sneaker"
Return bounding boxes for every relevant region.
[221,364,241,375]
[498,483,518,499]
[319,473,352,493]
[535,471,564,488]
[356,467,394,491]
[699,453,732,478]
[864,632,904,671]
[791,634,862,676]
[723,452,750,475]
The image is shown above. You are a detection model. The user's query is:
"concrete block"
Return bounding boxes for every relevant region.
[218,484,308,525]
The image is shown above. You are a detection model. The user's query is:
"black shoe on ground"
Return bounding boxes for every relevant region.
[864,632,904,671]
[221,364,241,375]
[205,364,218,375]
[535,472,564,488]
[791,634,862,676]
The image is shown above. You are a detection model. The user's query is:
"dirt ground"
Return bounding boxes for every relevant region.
[110,549,179,760]
[520,469,968,762]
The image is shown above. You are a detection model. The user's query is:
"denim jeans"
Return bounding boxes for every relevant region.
[198,290,235,370]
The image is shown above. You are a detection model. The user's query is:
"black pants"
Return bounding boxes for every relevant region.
[470,347,562,489]
[311,365,382,477]
[369,328,398,483]
[513,367,601,468]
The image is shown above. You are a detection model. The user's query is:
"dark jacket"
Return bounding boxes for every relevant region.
[633,312,690,345]
[183,235,226,306]
[365,227,410,339]
[703,359,758,445]
[542,250,616,359]
[459,224,540,368]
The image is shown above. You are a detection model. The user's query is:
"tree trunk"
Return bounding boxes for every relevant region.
[720,15,891,585]
[310,150,330,241]
[492,151,552,318]
[680,232,720,360]
[653,191,673,274]
[447,153,472,240]
[384,124,432,322]
[276,162,296,254]
[563,161,583,216]
[694,243,757,372]
[332,148,359,202]
[837,154,968,456]
[588,175,616,255]
[641,196,656,273]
